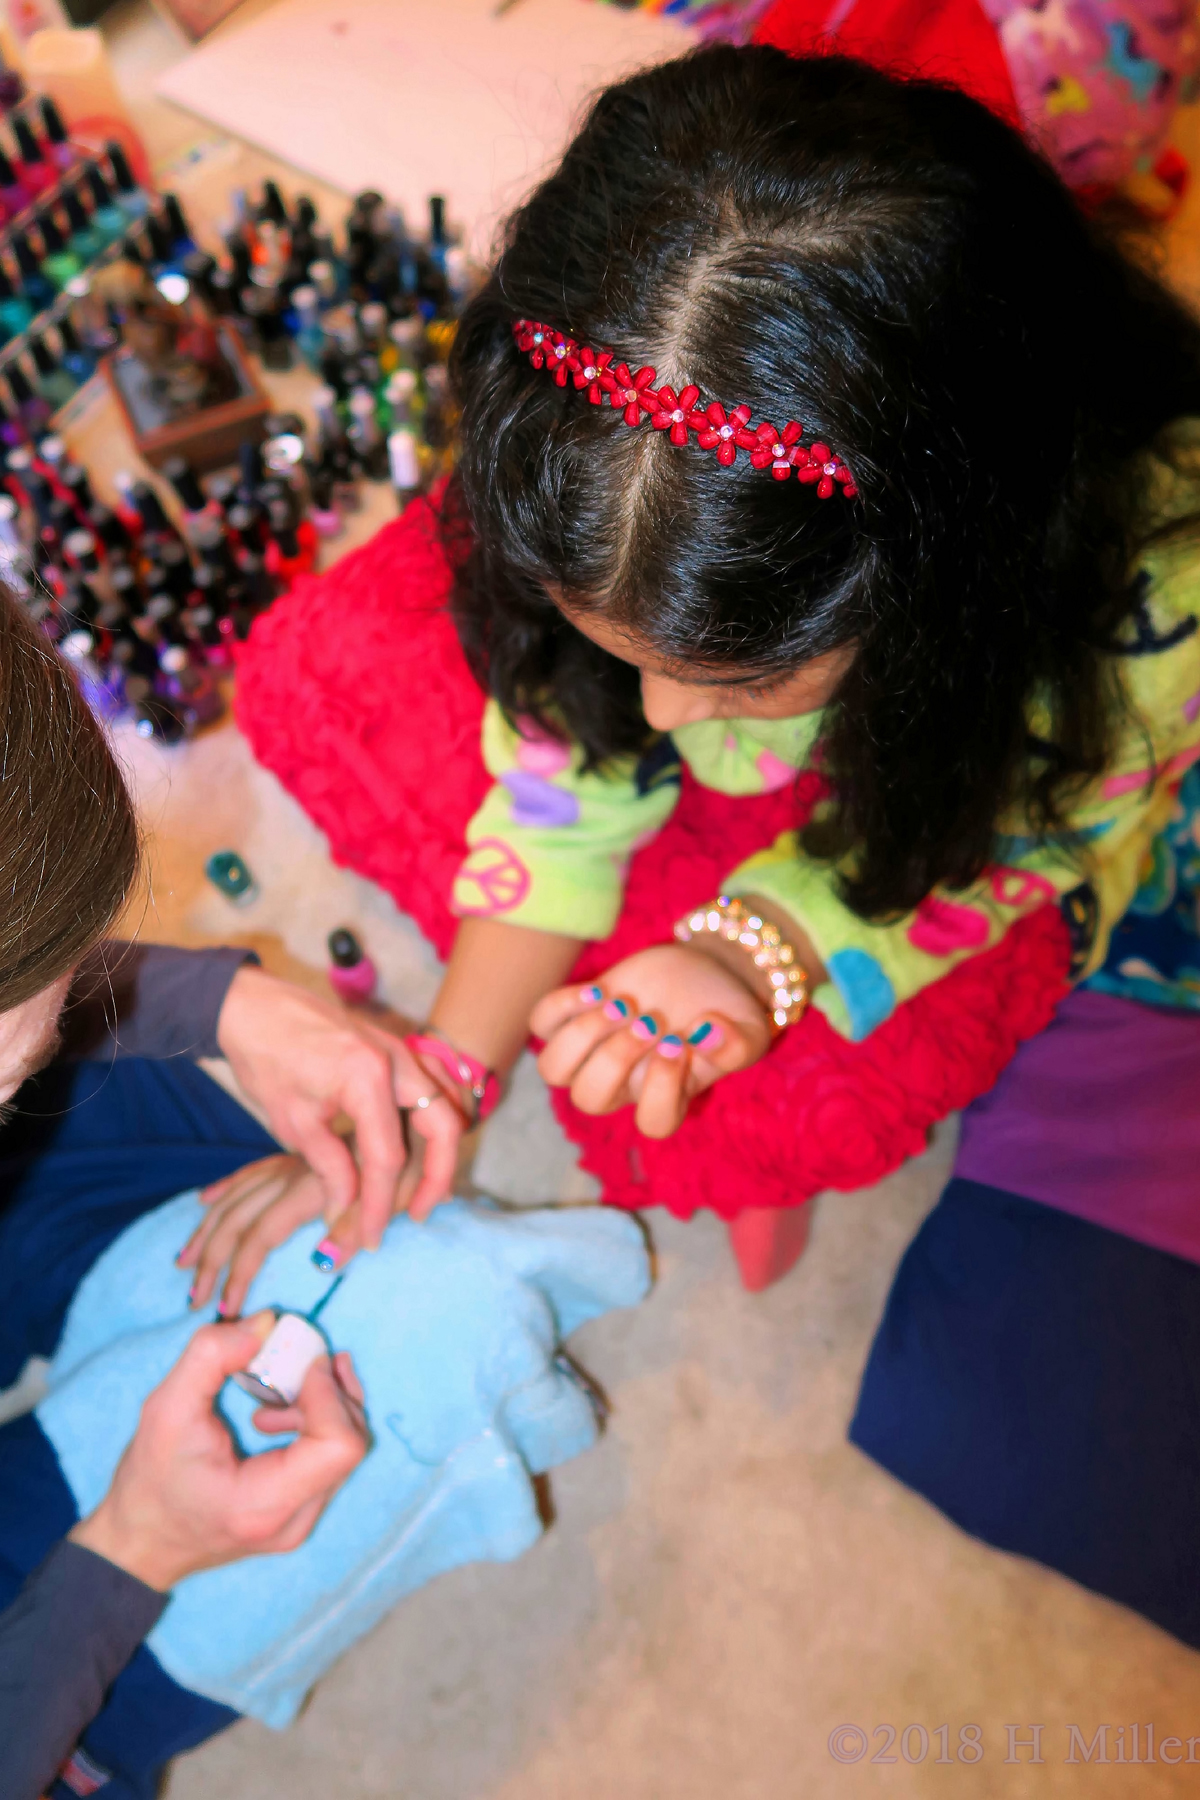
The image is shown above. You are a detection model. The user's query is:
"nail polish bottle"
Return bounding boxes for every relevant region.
[63,526,100,576]
[288,282,325,371]
[179,248,216,310]
[204,849,258,904]
[388,425,422,509]
[161,453,208,518]
[158,642,223,729]
[307,258,340,308]
[57,457,93,517]
[143,209,175,271]
[39,98,75,172]
[306,467,342,538]
[6,362,51,436]
[428,194,448,277]
[0,147,25,223]
[161,192,195,255]
[327,928,378,1004]
[88,502,132,555]
[124,477,173,541]
[56,314,96,386]
[62,186,106,264]
[264,519,317,587]
[347,386,388,479]
[37,213,83,291]
[82,164,129,246]
[12,117,54,199]
[0,265,33,343]
[10,229,54,311]
[107,142,149,222]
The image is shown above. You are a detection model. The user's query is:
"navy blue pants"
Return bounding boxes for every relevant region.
[852,1178,1200,1649]
[0,1056,277,1799]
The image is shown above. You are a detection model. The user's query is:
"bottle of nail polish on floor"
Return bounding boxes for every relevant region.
[305,467,342,538]
[327,928,378,1004]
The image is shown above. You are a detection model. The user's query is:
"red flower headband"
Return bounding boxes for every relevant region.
[513,319,857,499]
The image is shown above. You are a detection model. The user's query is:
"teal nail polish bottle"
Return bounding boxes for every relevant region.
[38,214,83,291]
[204,850,259,905]
[107,141,149,222]
[83,163,131,246]
[30,335,77,409]
[0,266,33,342]
[64,186,107,263]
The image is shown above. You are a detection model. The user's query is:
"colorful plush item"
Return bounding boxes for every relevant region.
[235,498,1071,1222]
[620,0,1199,206]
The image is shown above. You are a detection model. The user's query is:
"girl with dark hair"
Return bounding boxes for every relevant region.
[439,46,1200,1149]
[239,42,1200,1253]
[229,40,1200,1655]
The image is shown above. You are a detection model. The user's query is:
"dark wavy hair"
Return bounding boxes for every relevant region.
[445,45,1200,920]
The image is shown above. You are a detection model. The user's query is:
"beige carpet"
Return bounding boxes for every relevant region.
[52,4,1200,1790]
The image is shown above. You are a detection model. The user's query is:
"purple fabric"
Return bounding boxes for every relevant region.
[955,987,1200,1265]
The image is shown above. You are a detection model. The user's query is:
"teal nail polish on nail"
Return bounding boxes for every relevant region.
[632,1014,658,1042]
[311,1238,342,1274]
[658,1034,684,1059]
[687,1021,714,1047]
[579,984,603,1004]
[603,997,630,1021]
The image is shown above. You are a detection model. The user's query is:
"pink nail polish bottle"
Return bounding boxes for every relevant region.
[327,927,378,1005]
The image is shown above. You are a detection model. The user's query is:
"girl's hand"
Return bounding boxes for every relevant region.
[178,1154,327,1317]
[531,943,772,1138]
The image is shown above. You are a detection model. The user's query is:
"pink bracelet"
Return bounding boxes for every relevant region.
[405,1031,502,1121]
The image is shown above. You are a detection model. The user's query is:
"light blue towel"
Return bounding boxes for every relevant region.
[37,1193,650,1727]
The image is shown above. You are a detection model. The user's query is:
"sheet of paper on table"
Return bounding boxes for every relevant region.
[156,0,689,256]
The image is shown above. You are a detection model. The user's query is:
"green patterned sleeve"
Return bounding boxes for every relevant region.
[451,704,681,939]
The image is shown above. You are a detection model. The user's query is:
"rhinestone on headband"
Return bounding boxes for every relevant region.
[512,319,857,499]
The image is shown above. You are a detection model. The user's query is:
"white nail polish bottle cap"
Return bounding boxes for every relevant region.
[231,1312,326,1407]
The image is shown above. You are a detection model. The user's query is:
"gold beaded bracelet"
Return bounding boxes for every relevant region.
[673,894,810,1033]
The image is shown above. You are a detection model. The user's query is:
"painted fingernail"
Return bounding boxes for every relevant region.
[579,984,603,1005]
[657,1034,685,1059]
[187,1284,198,1307]
[631,1014,658,1042]
[312,1238,344,1274]
[603,998,630,1021]
[687,1021,723,1049]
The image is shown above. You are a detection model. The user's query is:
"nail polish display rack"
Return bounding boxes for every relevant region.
[0,169,477,746]
[0,106,145,397]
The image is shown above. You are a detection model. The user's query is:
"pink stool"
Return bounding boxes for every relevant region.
[726,1202,814,1291]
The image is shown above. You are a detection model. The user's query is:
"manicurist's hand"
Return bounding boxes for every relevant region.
[69,1315,369,1592]
[531,942,773,1138]
[215,965,465,1248]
